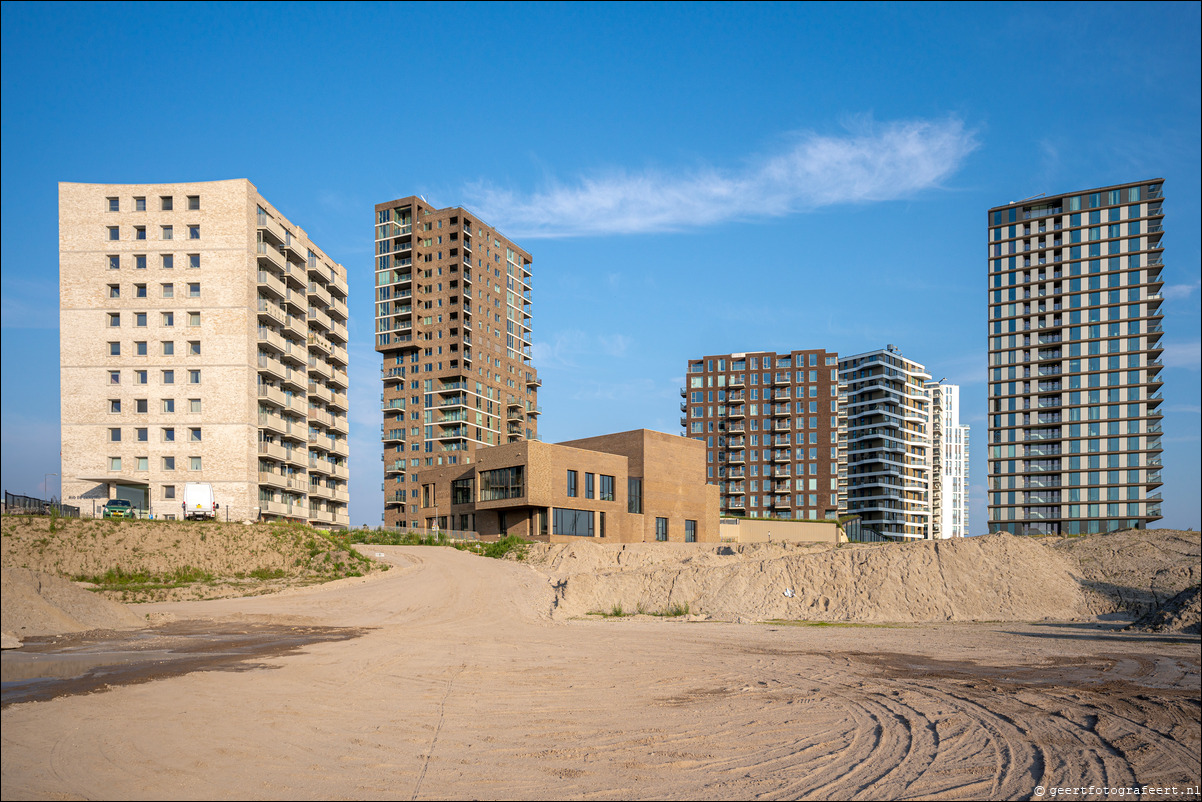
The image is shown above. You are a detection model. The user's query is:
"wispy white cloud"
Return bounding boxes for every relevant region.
[531,329,632,369]
[465,116,979,238]
[1161,341,1201,370]
[1163,278,1200,301]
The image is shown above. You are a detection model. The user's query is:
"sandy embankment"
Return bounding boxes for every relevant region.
[1,568,143,647]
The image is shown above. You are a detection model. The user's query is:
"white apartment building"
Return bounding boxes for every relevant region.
[926,381,970,538]
[59,180,350,527]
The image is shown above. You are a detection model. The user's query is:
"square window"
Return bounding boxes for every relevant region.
[108,284,120,298]
[161,196,173,211]
[187,195,200,210]
[162,341,174,355]
[136,427,148,442]
[109,427,121,442]
[163,483,176,497]
[108,227,119,241]
[107,197,119,212]
[136,341,147,355]
[108,254,120,269]
[163,456,176,470]
[109,341,120,356]
[162,283,174,298]
[162,312,174,327]
[109,457,122,471]
[162,254,174,269]
[136,399,148,413]
[162,398,174,413]
[188,254,200,269]
[135,227,146,240]
[188,225,200,240]
[188,312,200,327]
[109,313,120,327]
[188,341,200,355]
[135,370,147,385]
[163,427,175,442]
[109,370,120,385]
[189,370,201,384]
[189,398,201,412]
[137,457,148,471]
[189,427,202,442]
[162,370,174,384]
[161,226,173,240]
[135,283,147,297]
[135,197,146,212]
[188,282,200,297]
[110,399,121,413]
[135,313,147,327]
[190,456,202,471]
[135,254,147,270]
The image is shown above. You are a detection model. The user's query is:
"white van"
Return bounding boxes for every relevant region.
[183,482,218,520]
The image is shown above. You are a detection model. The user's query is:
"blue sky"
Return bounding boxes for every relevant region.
[2,1,1199,531]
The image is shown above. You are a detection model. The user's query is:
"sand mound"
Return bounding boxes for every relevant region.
[1,568,145,642]
[548,533,1095,623]
[1130,585,1201,634]
[1051,529,1201,616]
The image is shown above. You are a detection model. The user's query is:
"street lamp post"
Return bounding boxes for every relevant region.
[44,473,58,502]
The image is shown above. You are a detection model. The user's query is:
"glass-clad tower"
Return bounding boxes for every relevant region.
[986,179,1165,534]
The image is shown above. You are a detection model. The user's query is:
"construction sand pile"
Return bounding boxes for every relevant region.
[1130,585,1201,634]
[1,568,144,646]
[1051,528,1201,616]
[537,533,1098,622]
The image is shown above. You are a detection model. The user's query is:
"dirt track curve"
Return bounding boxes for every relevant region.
[2,546,1198,800]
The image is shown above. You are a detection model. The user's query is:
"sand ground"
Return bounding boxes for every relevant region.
[2,545,1199,801]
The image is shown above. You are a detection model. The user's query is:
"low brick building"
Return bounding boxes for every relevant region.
[416,429,720,543]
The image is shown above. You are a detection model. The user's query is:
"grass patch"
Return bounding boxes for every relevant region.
[652,602,691,617]
[248,567,287,580]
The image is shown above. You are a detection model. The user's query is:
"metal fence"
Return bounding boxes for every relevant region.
[3,491,80,518]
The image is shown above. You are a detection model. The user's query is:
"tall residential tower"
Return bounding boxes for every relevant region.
[59,180,350,526]
[375,198,540,528]
[987,179,1165,535]
[926,381,970,538]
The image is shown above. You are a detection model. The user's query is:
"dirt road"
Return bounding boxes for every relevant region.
[2,547,1198,800]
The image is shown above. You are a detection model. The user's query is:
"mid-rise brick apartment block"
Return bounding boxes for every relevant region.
[416,429,720,543]
[987,179,1166,534]
[59,180,350,526]
[681,351,847,521]
[375,197,540,528]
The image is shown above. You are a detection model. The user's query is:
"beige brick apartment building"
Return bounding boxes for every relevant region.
[375,197,540,528]
[416,429,720,543]
[59,180,350,526]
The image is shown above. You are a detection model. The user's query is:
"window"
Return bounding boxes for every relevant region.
[685,520,697,542]
[162,370,174,384]
[109,254,120,269]
[189,427,202,442]
[136,427,148,442]
[135,283,147,297]
[134,370,147,385]
[161,399,174,413]
[190,456,202,471]
[110,399,121,413]
[600,474,615,501]
[108,284,120,298]
[162,312,174,326]
[567,469,578,497]
[479,466,524,500]
[135,399,148,413]
[109,313,121,327]
[136,457,148,471]
[135,312,147,327]
[161,196,173,211]
[188,254,200,268]
[162,341,174,355]
[188,341,200,355]
[109,457,122,471]
[628,478,643,514]
[187,195,200,210]
[189,398,201,413]
[655,517,669,542]
[136,341,147,356]
[163,484,176,498]
[161,226,173,240]
[552,508,594,537]
[188,282,200,297]
[109,427,121,442]
[108,370,121,385]
[107,197,120,212]
[135,254,147,270]
[109,341,120,356]
[188,225,200,240]
[162,283,174,298]
[585,472,595,499]
[162,254,173,269]
[188,312,200,327]
[108,227,119,241]
[135,197,146,212]
[163,455,176,470]
[135,226,146,240]
[188,369,200,384]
